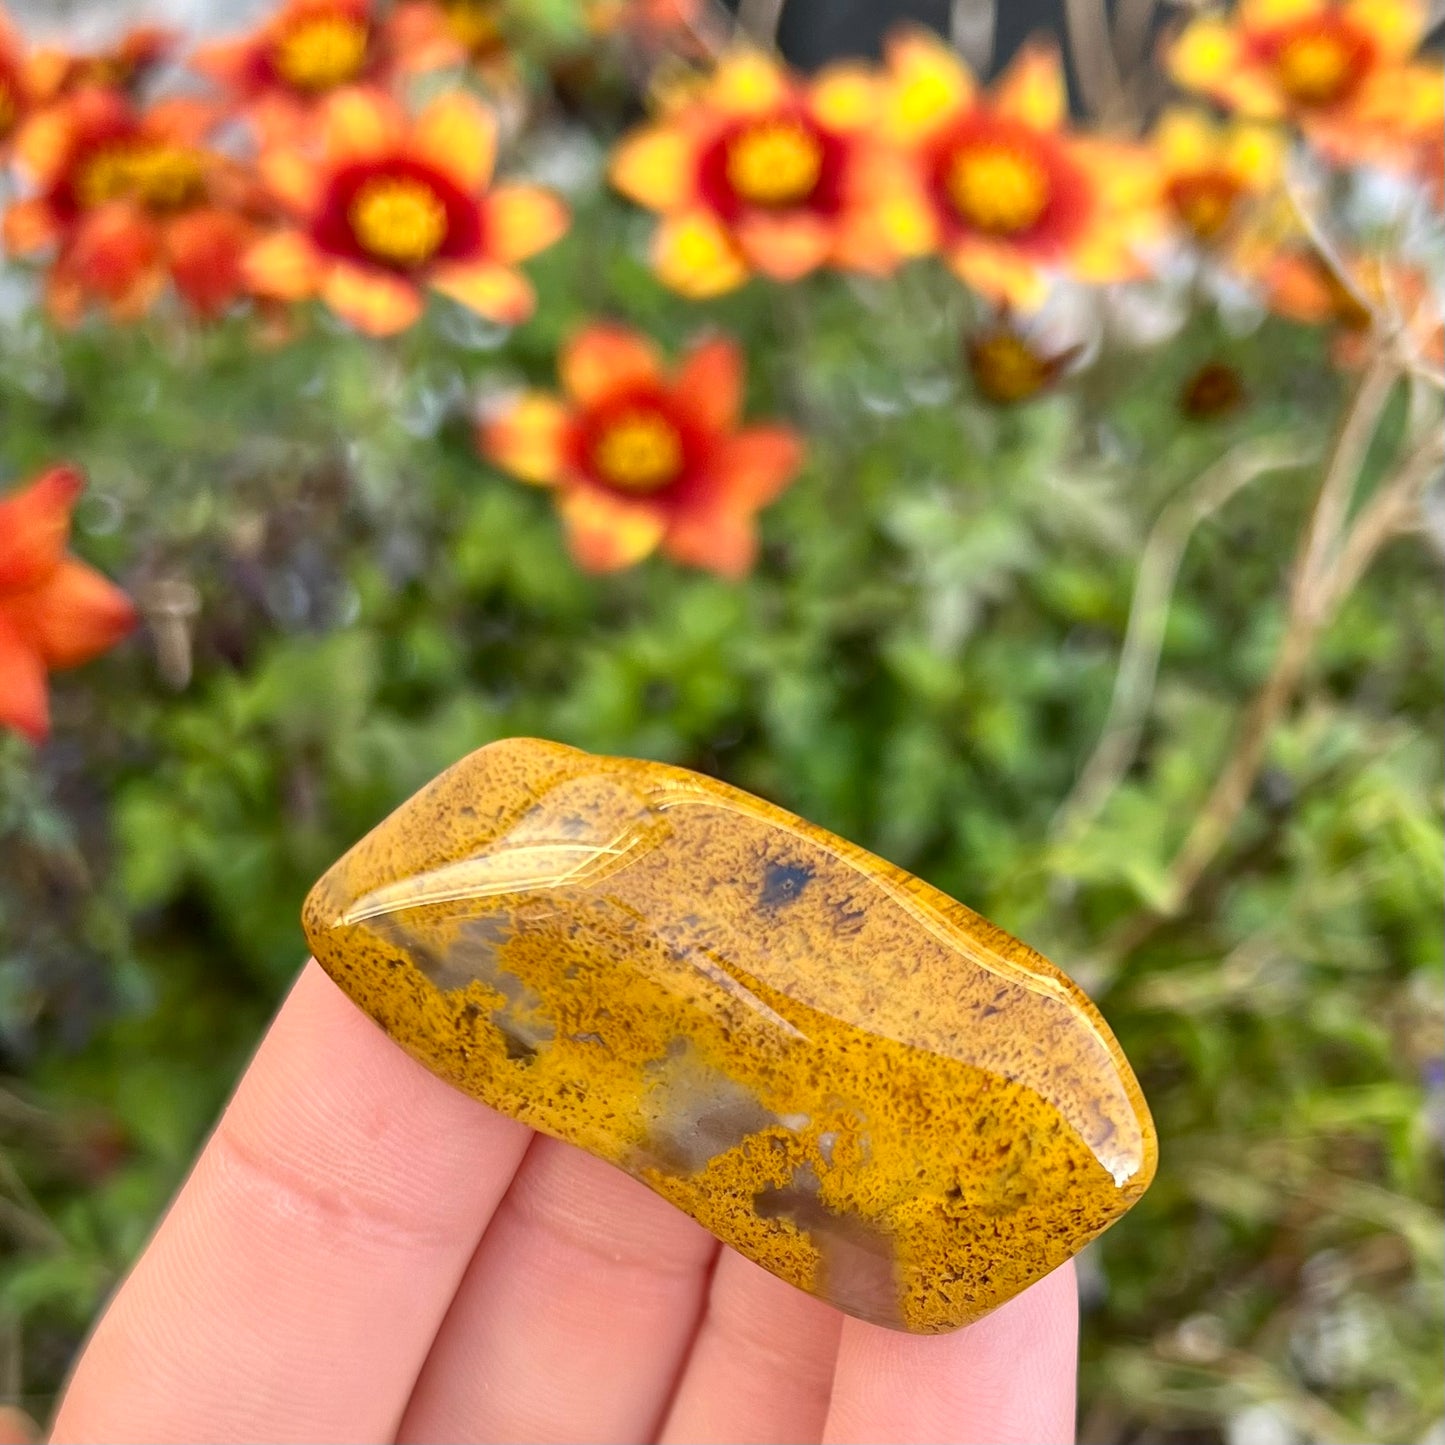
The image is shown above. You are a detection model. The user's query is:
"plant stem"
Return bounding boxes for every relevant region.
[1053,437,1308,842]
[1157,359,1398,912]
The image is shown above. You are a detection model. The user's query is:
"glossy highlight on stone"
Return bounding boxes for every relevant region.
[302,738,1157,1333]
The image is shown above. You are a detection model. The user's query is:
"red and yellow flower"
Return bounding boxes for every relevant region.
[878,31,1161,308]
[1168,0,1441,170]
[965,312,1082,405]
[0,466,137,743]
[1150,107,1285,245]
[3,89,260,323]
[481,323,804,575]
[608,50,911,297]
[26,25,174,103]
[195,0,394,143]
[244,87,567,336]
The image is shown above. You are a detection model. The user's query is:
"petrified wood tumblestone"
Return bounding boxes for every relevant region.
[302,738,1157,1333]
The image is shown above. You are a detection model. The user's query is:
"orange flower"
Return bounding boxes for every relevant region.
[1168,0,1440,171]
[27,25,174,103]
[481,323,804,575]
[609,50,911,297]
[3,89,260,323]
[0,466,136,743]
[1151,107,1285,244]
[244,87,567,336]
[1263,246,1443,369]
[195,0,394,144]
[878,31,1161,309]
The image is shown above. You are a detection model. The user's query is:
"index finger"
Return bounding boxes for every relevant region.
[50,962,533,1444]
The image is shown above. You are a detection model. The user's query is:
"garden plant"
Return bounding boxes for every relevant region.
[0,0,1442,1439]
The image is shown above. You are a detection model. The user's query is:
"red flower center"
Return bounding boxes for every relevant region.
[1167,170,1244,241]
[944,136,1051,236]
[271,12,370,92]
[723,118,825,208]
[589,409,685,493]
[1268,16,1373,107]
[348,174,450,265]
[75,140,207,213]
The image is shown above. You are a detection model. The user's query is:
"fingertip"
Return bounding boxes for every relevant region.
[825,1261,1078,1445]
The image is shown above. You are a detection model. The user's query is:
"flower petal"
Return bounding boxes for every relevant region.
[482,185,569,263]
[1167,17,1259,107]
[1154,107,1218,170]
[480,393,573,485]
[0,617,49,743]
[709,51,790,117]
[808,63,878,132]
[1343,0,1424,59]
[560,324,664,406]
[66,204,163,309]
[609,124,696,211]
[259,147,326,216]
[1224,122,1286,190]
[662,509,758,578]
[243,229,324,300]
[321,261,425,334]
[2,198,59,255]
[713,425,804,507]
[11,558,137,669]
[993,41,1066,130]
[674,337,744,432]
[166,208,253,318]
[430,260,535,324]
[557,486,666,572]
[653,210,749,298]
[883,28,974,143]
[322,86,405,165]
[0,466,82,592]
[946,239,1051,309]
[735,212,833,281]
[412,91,498,193]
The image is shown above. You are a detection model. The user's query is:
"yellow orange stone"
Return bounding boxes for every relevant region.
[303,738,1157,1332]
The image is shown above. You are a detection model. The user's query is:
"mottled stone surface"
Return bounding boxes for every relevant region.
[303,737,1157,1333]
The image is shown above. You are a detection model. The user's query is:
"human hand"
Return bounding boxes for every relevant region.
[49,962,1078,1444]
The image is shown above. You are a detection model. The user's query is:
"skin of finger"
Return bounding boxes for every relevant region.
[50,962,534,1445]
[660,1247,845,1445]
[823,1260,1079,1445]
[397,1135,718,1445]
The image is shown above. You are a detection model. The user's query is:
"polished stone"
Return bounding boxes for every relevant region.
[303,738,1157,1332]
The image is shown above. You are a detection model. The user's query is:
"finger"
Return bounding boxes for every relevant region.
[823,1260,1078,1445]
[51,962,534,1444]
[660,1247,844,1445]
[397,1136,717,1444]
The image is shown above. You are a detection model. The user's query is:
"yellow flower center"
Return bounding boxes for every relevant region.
[445,0,504,54]
[75,142,207,212]
[592,412,683,492]
[348,176,449,266]
[1274,26,1358,106]
[1169,172,1242,241]
[272,14,370,91]
[725,119,824,207]
[968,331,1051,404]
[946,141,1050,236]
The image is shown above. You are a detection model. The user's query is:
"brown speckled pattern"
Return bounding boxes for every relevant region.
[302,737,1158,1333]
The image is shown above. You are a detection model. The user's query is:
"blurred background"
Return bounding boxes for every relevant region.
[0,0,1442,1440]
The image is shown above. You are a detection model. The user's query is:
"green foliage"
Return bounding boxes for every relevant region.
[0,171,1441,1445]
